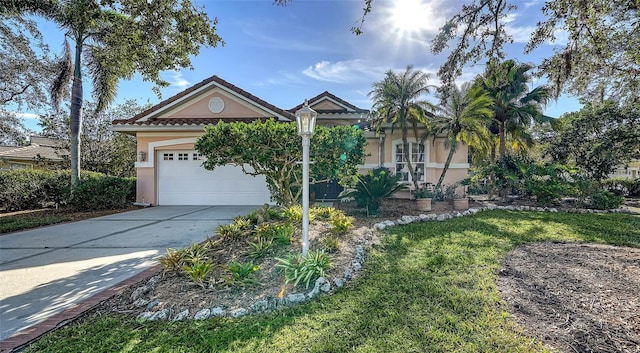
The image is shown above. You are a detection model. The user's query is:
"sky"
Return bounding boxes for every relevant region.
[20,0,581,131]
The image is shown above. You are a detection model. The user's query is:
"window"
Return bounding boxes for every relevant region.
[178,153,189,160]
[395,143,425,182]
[192,153,203,161]
[163,153,174,161]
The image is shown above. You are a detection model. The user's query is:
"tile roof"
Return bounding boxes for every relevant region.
[0,141,66,161]
[112,75,295,126]
[288,91,370,114]
[128,117,270,126]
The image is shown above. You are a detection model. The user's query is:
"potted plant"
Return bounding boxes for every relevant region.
[415,187,433,211]
[452,185,469,211]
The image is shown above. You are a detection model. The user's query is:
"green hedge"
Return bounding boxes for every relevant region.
[602,177,640,197]
[68,174,136,210]
[0,169,135,211]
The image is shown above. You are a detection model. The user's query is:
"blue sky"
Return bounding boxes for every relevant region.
[21,0,580,131]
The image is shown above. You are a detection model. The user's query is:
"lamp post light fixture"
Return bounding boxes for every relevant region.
[295,99,317,256]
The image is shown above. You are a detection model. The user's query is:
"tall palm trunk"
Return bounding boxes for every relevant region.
[498,120,506,156]
[401,125,419,191]
[436,136,458,189]
[70,41,83,187]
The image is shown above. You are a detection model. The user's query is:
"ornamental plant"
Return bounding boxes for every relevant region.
[195,119,367,206]
[341,167,406,215]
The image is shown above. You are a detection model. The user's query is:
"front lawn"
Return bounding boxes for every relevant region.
[25,210,640,353]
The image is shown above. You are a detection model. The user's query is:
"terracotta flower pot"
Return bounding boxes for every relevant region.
[453,198,469,211]
[416,198,432,211]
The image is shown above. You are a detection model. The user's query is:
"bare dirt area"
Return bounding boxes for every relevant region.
[497,242,640,353]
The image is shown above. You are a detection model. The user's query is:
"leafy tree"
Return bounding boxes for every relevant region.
[477,59,552,159]
[0,15,53,109]
[369,65,434,190]
[1,0,222,188]
[432,0,640,105]
[545,101,640,181]
[426,83,493,189]
[195,119,367,207]
[431,0,515,95]
[526,0,640,105]
[0,110,30,146]
[39,99,146,177]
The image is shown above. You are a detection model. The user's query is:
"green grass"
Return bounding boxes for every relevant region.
[25,210,640,353]
[0,214,72,234]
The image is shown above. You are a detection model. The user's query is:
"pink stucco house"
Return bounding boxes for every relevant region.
[112,75,469,205]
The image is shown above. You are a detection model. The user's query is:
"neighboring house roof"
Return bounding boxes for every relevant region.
[112,75,295,131]
[0,136,66,162]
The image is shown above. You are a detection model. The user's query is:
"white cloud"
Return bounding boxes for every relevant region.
[302,60,386,84]
[166,71,190,89]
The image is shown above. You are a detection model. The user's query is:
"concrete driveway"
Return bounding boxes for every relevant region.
[0,205,258,342]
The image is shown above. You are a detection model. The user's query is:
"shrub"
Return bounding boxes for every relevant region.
[183,260,214,288]
[310,206,336,220]
[255,222,295,245]
[158,248,187,272]
[589,190,624,210]
[215,223,246,239]
[329,213,353,234]
[225,261,260,287]
[68,175,135,210]
[340,167,406,215]
[248,235,273,258]
[602,177,640,197]
[321,236,340,253]
[0,169,68,210]
[276,249,332,289]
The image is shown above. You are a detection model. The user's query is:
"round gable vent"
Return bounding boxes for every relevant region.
[208,97,225,113]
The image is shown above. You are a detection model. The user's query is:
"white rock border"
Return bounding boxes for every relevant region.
[137,205,631,321]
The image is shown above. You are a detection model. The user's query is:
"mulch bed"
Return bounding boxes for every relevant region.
[497,242,640,353]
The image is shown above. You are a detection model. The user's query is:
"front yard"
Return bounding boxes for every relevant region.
[24,209,640,353]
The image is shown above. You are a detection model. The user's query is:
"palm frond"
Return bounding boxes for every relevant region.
[50,39,72,112]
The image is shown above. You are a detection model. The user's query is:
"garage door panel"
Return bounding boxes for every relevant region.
[157,151,271,205]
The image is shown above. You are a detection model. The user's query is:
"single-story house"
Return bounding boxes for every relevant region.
[610,160,640,179]
[111,75,469,206]
[0,136,66,170]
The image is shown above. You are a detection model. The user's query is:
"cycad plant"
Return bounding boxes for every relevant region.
[341,167,406,215]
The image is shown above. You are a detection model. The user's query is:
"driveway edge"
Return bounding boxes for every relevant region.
[0,264,163,353]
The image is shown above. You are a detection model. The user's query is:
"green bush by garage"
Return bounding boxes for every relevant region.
[0,169,135,211]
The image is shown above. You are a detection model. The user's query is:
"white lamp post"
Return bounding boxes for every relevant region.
[295,100,317,256]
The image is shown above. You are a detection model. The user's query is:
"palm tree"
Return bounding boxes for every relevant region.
[478,59,552,159]
[426,83,493,189]
[1,0,221,188]
[369,65,434,190]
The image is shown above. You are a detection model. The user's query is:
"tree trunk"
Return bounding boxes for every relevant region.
[498,120,506,157]
[401,126,419,191]
[70,42,84,188]
[436,136,457,189]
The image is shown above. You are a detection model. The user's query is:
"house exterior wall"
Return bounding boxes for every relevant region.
[158,91,271,119]
[135,133,203,205]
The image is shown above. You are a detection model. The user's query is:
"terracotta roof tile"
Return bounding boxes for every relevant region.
[288,91,369,114]
[132,117,271,126]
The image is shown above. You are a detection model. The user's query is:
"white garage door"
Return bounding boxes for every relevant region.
[157,151,271,205]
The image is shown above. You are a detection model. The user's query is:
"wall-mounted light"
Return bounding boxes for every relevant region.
[138,151,147,162]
